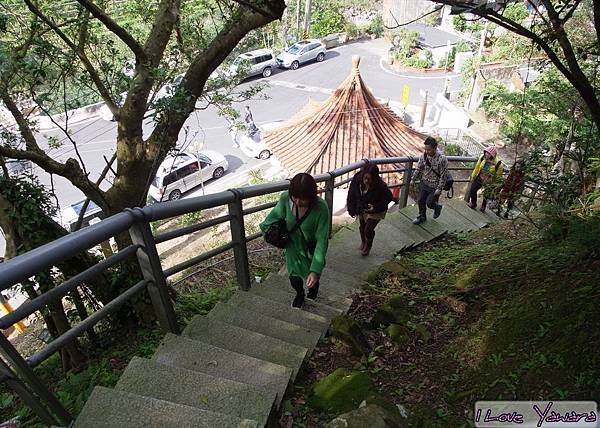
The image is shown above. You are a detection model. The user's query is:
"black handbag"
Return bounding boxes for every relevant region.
[264,204,312,249]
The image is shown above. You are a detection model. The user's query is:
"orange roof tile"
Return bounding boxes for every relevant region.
[263,56,427,180]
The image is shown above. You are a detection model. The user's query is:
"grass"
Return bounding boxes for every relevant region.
[282,217,599,426]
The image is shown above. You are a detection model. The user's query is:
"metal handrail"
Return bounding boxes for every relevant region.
[154,214,232,244]
[0,155,479,426]
[0,245,139,330]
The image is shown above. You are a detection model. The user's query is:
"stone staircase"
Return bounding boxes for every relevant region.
[74,199,499,427]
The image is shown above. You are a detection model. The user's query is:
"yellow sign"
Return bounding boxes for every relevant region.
[401,85,410,107]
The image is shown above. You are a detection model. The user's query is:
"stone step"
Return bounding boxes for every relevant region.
[183,316,307,378]
[208,302,321,350]
[385,213,433,247]
[75,386,258,428]
[323,252,383,281]
[255,276,353,311]
[394,204,447,239]
[248,283,345,319]
[445,200,489,229]
[152,334,292,407]
[344,220,416,252]
[115,357,274,426]
[318,267,365,294]
[260,273,356,303]
[448,199,499,224]
[227,292,329,332]
[328,227,391,270]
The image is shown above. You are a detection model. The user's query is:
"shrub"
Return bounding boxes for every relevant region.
[366,14,384,38]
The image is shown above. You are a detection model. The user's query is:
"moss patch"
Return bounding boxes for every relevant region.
[330,315,371,356]
[308,368,374,414]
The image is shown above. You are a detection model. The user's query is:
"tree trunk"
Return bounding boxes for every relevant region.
[303,0,312,36]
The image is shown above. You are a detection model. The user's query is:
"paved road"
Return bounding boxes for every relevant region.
[0,37,461,257]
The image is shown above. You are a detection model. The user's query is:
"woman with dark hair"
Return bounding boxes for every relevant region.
[260,173,330,308]
[347,164,393,256]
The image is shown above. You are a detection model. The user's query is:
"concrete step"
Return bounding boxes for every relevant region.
[227,292,329,332]
[343,220,416,252]
[445,200,489,229]
[448,199,499,225]
[248,284,345,319]
[386,210,434,245]
[152,334,292,407]
[318,267,365,294]
[393,204,447,239]
[183,316,307,378]
[261,268,359,298]
[116,357,274,426]
[254,276,353,312]
[208,302,321,350]
[75,386,258,428]
[327,228,391,271]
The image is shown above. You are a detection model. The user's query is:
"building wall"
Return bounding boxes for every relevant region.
[382,0,435,28]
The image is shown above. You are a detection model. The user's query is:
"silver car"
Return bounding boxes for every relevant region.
[229,49,277,79]
[276,39,326,70]
[148,151,229,201]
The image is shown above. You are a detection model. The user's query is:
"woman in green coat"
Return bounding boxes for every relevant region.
[260,173,330,308]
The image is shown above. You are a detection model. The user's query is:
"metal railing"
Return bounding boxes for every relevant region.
[0,155,477,426]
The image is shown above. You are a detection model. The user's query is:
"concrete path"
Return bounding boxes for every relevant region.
[75,199,499,427]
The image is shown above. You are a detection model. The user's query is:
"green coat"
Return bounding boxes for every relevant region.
[260,191,330,279]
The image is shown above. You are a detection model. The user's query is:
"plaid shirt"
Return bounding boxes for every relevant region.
[411,150,449,193]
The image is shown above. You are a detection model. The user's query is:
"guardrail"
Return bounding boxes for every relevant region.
[0,155,477,426]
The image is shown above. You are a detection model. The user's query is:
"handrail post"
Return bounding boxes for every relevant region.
[0,359,58,426]
[0,335,72,426]
[399,160,413,208]
[324,173,335,238]
[228,190,251,291]
[127,209,179,334]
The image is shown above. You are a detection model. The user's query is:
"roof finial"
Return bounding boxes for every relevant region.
[352,55,361,75]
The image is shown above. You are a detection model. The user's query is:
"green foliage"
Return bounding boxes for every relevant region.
[390,29,433,69]
[0,174,58,253]
[175,286,236,323]
[501,3,529,22]
[178,210,203,227]
[442,40,471,69]
[365,14,384,38]
[443,144,463,156]
[452,15,467,33]
[310,3,348,38]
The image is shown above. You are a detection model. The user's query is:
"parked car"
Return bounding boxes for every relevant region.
[148,150,229,202]
[228,49,277,79]
[238,122,282,160]
[276,40,326,70]
[60,199,104,232]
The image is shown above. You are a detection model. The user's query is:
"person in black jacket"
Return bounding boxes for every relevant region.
[347,164,393,256]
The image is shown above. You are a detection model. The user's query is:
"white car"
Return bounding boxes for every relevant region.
[238,122,282,160]
[228,49,277,79]
[60,199,104,232]
[276,39,326,70]
[148,150,229,202]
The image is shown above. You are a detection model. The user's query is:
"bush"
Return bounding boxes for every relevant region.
[452,15,467,32]
[311,6,347,38]
[366,14,384,38]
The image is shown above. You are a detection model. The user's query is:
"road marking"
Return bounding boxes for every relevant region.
[378,57,460,80]
[268,79,334,96]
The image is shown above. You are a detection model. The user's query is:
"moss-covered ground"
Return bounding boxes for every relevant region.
[281,218,599,427]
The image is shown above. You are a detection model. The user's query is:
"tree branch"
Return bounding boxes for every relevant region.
[74,0,147,62]
[22,0,119,115]
[0,86,108,210]
[74,153,117,231]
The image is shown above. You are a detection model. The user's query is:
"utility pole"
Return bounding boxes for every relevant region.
[303,0,312,37]
[419,90,428,128]
[295,0,302,40]
[465,20,489,110]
